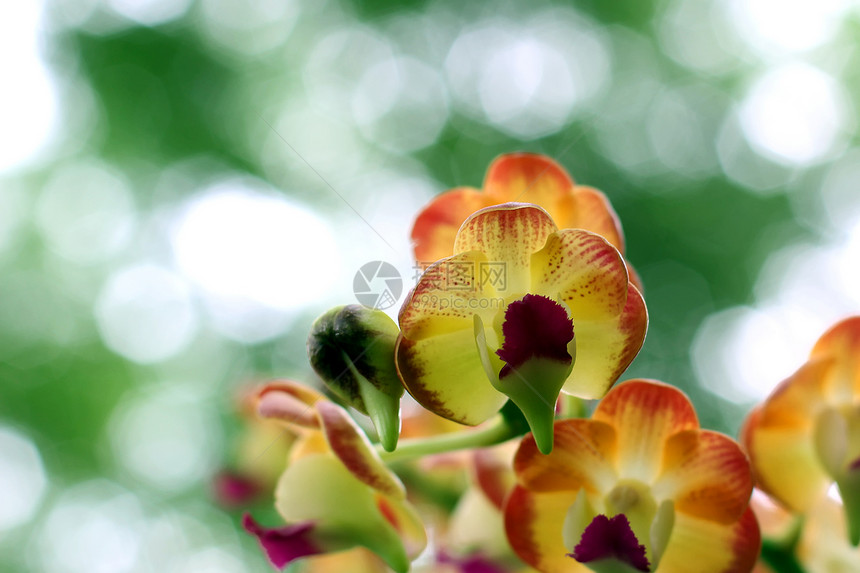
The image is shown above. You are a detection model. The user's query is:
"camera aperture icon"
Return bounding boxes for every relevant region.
[353,261,403,310]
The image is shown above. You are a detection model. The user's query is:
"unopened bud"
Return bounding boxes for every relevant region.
[307,305,403,451]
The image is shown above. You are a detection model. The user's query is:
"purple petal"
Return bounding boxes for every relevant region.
[570,514,650,572]
[213,471,263,507]
[242,513,322,570]
[496,294,574,378]
[437,550,509,573]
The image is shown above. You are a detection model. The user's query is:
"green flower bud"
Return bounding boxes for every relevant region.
[307,305,403,451]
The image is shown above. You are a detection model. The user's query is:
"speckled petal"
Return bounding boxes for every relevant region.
[530,229,629,322]
[592,380,699,482]
[562,283,647,400]
[398,251,500,340]
[453,203,557,296]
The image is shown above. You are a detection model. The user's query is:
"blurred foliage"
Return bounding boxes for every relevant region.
[1,0,858,571]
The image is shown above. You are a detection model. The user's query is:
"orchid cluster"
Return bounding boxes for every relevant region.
[225,154,860,573]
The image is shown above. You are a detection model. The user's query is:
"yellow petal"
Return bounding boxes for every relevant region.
[562,284,648,399]
[275,454,412,572]
[300,548,390,573]
[530,229,629,322]
[396,327,507,425]
[741,359,833,511]
[399,250,500,340]
[744,422,829,513]
[453,203,557,296]
[374,493,427,560]
[652,429,753,524]
[592,380,699,482]
[656,507,760,573]
[505,485,590,573]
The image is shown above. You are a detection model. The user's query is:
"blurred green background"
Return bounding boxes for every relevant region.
[2,0,860,570]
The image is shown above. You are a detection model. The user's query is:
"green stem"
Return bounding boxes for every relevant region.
[377,414,520,464]
[559,394,588,419]
[759,539,806,573]
[759,516,806,573]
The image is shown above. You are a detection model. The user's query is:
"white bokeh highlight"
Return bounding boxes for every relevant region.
[352,56,449,152]
[739,63,850,166]
[171,179,339,309]
[34,481,144,573]
[694,219,860,402]
[106,0,192,26]
[0,427,48,532]
[171,178,339,342]
[198,0,299,55]
[728,0,851,56]
[109,386,220,492]
[95,263,198,363]
[0,1,58,174]
[36,161,136,265]
[445,9,610,139]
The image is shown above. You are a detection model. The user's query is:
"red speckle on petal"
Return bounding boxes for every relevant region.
[570,514,650,572]
[496,294,574,378]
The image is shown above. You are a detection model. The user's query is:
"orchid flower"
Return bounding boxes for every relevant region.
[742,316,860,544]
[397,203,647,453]
[243,381,426,572]
[505,380,760,573]
[411,153,626,268]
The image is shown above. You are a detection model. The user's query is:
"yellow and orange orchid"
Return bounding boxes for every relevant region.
[411,153,626,267]
[396,202,647,453]
[742,316,860,544]
[243,381,426,572]
[504,379,760,573]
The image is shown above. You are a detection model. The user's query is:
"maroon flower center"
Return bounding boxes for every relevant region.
[569,514,650,572]
[496,293,574,379]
